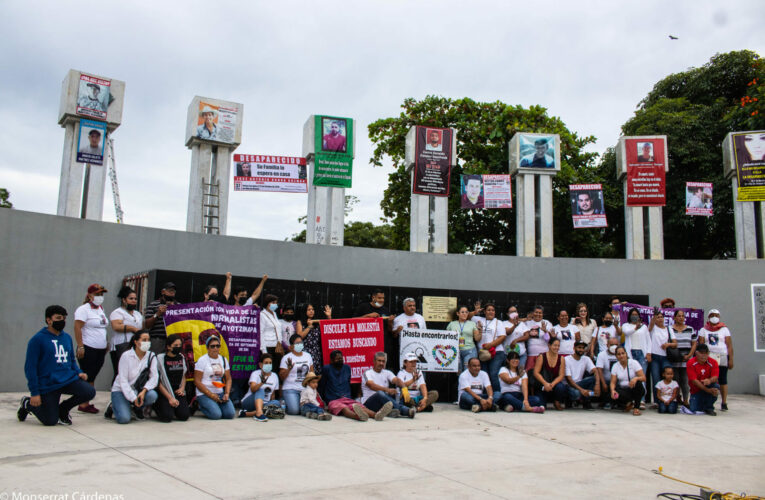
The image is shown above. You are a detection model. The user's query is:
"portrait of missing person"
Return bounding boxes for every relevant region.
[462,175,484,209]
[197,105,218,140]
[637,142,654,162]
[686,186,712,209]
[425,128,443,152]
[574,191,603,215]
[734,132,765,162]
[78,128,103,155]
[520,137,555,168]
[236,162,252,177]
[298,164,307,179]
[77,82,106,112]
[322,118,347,153]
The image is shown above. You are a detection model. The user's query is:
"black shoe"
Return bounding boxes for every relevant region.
[104,403,114,420]
[721,403,728,411]
[133,405,145,420]
[58,413,73,425]
[583,401,594,411]
[238,409,248,418]
[17,396,30,422]
[705,409,717,416]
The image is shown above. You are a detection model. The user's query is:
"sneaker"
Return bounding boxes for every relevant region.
[133,405,145,420]
[504,405,515,413]
[17,396,30,422]
[426,390,440,405]
[352,404,369,422]
[58,413,73,425]
[721,403,728,411]
[532,406,545,414]
[142,405,152,419]
[705,409,717,416]
[603,403,612,410]
[583,401,594,411]
[388,409,401,418]
[238,409,248,418]
[375,401,394,421]
[104,403,114,420]
[253,414,268,422]
[317,413,332,421]
[78,404,99,414]
[307,412,319,419]
[639,402,646,410]
[471,404,481,413]
[680,406,694,415]
[408,407,416,418]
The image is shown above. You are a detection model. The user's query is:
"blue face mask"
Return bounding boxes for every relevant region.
[262,364,272,373]
[269,303,278,312]
[294,343,304,353]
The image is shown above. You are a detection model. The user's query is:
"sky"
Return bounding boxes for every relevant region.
[1,1,763,241]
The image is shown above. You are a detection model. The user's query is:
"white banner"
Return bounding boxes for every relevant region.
[399,328,459,373]
[233,154,307,193]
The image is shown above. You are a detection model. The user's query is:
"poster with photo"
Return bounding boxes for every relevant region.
[76,74,111,120]
[518,134,556,169]
[413,126,453,196]
[685,182,713,216]
[313,115,354,188]
[569,184,607,228]
[76,119,107,165]
[732,131,765,201]
[196,101,237,143]
[233,154,307,193]
[624,138,667,206]
[460,174,511,209]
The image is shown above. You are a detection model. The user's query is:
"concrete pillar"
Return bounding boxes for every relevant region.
[409,185,430,252]
[623,182,644,260]
[216,147,232,234]
[186,143,212,233]
[84,156,108,220]
[731,177,759,259]
[57,121,82,217]
[539,175,553,257]
[515,174,536,256]
[647,206,664,260]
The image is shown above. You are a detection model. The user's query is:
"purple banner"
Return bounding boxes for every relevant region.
[164,302,260,379]
[614,303,705,332]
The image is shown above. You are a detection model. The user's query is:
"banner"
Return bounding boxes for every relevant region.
[569,183,607,228]
[625,138,666,206]
[685,182,713,216]
[422,296,457,322]
[313,154,352,188]
[164,302,260,380]
[320,318,384,382]
[413,126,453,196]
[732,131,765,201]
[614,303,704,332]
[196,101,238,143]
[518,133,556,169]
[400,328,460,373]
[460,174,511,209]
[233,154,307,193]
[76,74,110,120]
[313,115,354,188]
[76,119,107,165]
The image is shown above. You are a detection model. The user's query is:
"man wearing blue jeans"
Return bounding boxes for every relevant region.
[565,341,600,410]
[687,344,720,416]
[361,352,412,418]
[458,357,497,412]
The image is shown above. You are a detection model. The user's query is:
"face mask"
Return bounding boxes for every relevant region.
[604,320,613,327]
[608,345,617,354]
[51,320,66,332]
[283,314,295,321]
[237,297,247,305]
[332,359,344,368]
[208,294,218,302]
[126,304,136,312]
[709,317,720,324]
[373,302,383,308]
[630,316,639,324]
[92,296,104,306]
[139,341,151,352]
[269,303,278,312]
[294,343,304,353]
[162,295,175,303]
[262,364,273,373]
[171,346,182,355]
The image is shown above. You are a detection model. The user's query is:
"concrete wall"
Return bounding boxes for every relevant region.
[2,208,764,393]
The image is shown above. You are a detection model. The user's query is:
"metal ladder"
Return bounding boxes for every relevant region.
[202,177,220,234]
[106,136,124,223]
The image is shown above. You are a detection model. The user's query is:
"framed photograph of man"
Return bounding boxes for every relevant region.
[685,182,713,216]
[618,136,668,207]
[569,184,607,228]
[320,117,348,153]
[76,119,107,165]
[461,175,484,209]
[519,134,555,169]
[637,141,654,162]
[76,74,110,121]
[425,128,443,152]
[197,102,220,141]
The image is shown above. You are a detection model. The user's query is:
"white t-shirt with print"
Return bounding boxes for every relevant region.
[554,324,580,355]
[74,303,109,349]
[362,368,396,403]
[194,354,228,397]
[498,367,526,394]
[280,352,313,392]
[654,380,679,403]
[611,359,643,388]
[393,313,427,332]
[474,316,506,352]
[699,327,730,366]
[565,355,595,383]
[244,369,279,402]
[503,321,527,355]
[524,320,551,357]
[458,369,491,399]
[595,350,618,382]
[595,325,618,355]
[397,369,425,398]
[108,307,144,351]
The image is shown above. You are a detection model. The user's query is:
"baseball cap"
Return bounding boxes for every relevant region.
[161,282,177,291]
[87,283,107,294]
[404,353,418,362]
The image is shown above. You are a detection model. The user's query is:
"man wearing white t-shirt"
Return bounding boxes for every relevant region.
[362,352,411,418]
[565,341,600,410]
[392,298,427,335]
[595,337,619,408]
[458,357,497,412]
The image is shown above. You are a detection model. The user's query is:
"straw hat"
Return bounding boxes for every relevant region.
[302,371,321,387]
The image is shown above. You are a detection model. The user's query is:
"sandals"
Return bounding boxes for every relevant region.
[632,408,642,416]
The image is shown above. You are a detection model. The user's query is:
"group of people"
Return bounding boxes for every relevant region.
[19,279,733,426]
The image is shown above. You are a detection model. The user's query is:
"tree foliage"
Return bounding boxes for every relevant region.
[0,188,12,209]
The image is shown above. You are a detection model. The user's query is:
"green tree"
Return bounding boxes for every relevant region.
[368,96,606,256]
[0,188,12,209]
[615,50,765,259]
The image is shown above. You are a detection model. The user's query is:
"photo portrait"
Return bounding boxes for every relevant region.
[637,141,654,162]
[321,117,347,153]
[197,103,219,140]
[519,135,555,168]
[425,128,443,152]
[236,162,252,177]
[461,174,484,209]
[734,131,765,162]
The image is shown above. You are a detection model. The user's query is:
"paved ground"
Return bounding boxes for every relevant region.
[1,392,764,499]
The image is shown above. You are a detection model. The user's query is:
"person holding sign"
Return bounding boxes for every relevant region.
[362,352,412,418]
[397,353,439,413]
[458,357,497,412]
[447,306,480,372]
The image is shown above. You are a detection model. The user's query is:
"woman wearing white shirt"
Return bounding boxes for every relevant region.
[108,330,159,424]
[260,294,285,369]
[74,283,109,414]
[194,335,235,420]
[648,309,677,407]
[591,311,621,358]
[610,346,646,415]
[109,286,144,379]
[622,308,650,405]
[279,334,314,415]
[504,306,528,369]
[572,302,598,354]
[474,304,507,392]
[497,352,545,413]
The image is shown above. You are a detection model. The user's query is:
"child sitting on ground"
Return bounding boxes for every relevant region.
[300,372,331,421]
[655,366,679,414]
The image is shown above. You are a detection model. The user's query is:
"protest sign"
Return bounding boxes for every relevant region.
[320,318,384,383]
[196,101,238,144]
[731,131,765,201]
[685,182,713,216]
[76,119,107,165]
[569,184,607,228]
[413,126,453,196]
[164,302,260,380]
[460,174,512,209]
[400,328,460,373]
[76,73,110,120]
[233,154,307,193]
[614,303,704,332]
[624,137,667,206]
[313,115,354,188]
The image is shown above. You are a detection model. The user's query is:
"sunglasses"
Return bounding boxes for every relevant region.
[208,345,221,349]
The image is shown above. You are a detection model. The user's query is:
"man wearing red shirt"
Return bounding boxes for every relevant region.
[686,344,719,416]
[322,121,346,153]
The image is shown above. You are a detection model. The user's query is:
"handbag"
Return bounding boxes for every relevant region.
[665,329,683,363]
[132,352,155,393]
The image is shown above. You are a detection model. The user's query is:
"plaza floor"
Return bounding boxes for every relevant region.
[1,393,764,499]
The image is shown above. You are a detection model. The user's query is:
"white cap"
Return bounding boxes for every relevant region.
[404,352,418,362]
[709,309,720,316]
